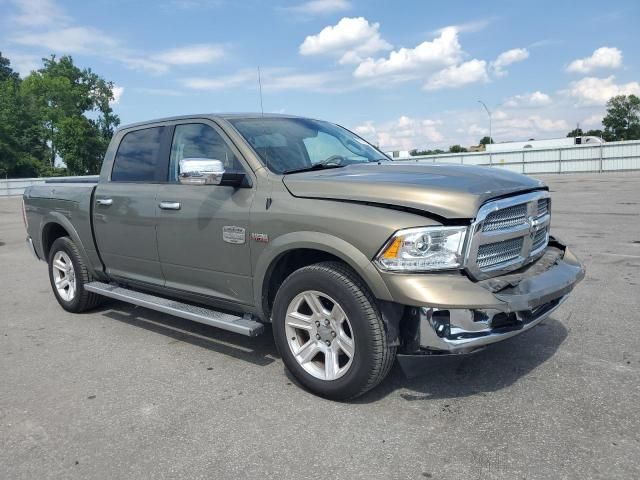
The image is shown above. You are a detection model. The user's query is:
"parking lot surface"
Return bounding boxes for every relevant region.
[1,172,639,480]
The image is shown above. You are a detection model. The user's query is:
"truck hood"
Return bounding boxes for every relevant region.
[282,162,546,219]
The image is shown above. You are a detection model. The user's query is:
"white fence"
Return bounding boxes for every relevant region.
[408,140,640,174]
[2,140,640,197]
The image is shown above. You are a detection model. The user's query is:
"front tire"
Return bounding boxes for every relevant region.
[48,237,102,313]
[272,261,396,400]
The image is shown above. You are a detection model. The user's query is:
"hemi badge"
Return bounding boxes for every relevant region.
[251,233,269,243]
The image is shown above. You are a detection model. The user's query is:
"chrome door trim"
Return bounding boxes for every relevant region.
[159,201,181,210]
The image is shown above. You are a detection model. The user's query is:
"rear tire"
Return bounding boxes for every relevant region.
[272,261,396,400]
[48,237,102,313]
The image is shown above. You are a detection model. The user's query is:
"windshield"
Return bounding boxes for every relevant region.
[228,117,389,174]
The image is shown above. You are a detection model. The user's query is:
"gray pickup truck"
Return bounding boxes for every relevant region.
[23,113,585,400]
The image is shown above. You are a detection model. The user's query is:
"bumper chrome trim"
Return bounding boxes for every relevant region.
[418,295,567,353]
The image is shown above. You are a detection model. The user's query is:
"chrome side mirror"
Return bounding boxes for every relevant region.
[179,158,225,185]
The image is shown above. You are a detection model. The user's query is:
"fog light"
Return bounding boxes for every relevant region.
[429,310,451,338]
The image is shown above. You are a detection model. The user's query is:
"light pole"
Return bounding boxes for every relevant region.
[477,100,492,144]
[478,100,492,166]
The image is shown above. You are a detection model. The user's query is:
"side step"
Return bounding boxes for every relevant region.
[84,281,264,337]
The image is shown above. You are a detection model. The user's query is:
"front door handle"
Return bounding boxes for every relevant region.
[159,201,181,210]
[96,198,113,206]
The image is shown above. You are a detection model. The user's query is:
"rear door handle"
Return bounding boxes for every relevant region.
[159,201,181,210]
[96,198,113,206]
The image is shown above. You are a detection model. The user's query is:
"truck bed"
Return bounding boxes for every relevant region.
[23,182,101,272]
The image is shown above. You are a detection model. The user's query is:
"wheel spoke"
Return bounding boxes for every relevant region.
[295,339,320,364]
[303,292,326,317]
[336,331,354,358]
[53,259,67,272]
[329,303,345,324]
[286,311,314,331]
[324,348,340,379]
[55,277,68,289]
[67,281,75,299]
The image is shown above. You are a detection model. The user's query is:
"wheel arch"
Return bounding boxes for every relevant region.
[254,231,393,321]
[40,213,96,276]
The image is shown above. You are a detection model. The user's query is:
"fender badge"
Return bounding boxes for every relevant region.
[251,233,269,243]
[222,226,246,244]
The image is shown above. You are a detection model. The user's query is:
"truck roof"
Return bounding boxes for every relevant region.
[116,112,310,132]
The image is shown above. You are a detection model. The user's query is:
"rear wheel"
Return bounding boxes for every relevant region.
[48,237,102,313]
[272,261,396,400]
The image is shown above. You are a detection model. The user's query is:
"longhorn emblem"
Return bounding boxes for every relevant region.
[526,216,537,239]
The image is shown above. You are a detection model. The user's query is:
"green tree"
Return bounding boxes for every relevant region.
[567,127,605,139]
[448,145,467,153]
[0,53,50,178]
[602,94,640,141]
[21,55,120,174]
[410,148,446,156]
[479,136,493,145]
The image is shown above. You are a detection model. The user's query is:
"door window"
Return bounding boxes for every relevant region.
[169,123,243,182]
[111,127,165,182]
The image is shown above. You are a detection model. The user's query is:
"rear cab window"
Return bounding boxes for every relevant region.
[111,127,165,182]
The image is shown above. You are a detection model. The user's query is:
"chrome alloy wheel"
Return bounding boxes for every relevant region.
[285,290,355,381]
[52,251,76,302]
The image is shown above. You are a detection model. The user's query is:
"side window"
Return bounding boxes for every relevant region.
[303,131,367,164]
[111,127,165,182]
[169,123,243,182]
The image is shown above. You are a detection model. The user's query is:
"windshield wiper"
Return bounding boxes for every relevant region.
[282,164,345,175]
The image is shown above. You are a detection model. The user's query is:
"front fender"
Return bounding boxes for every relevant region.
[253,231,394,312]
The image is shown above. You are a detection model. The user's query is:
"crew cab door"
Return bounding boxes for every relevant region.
[93,126,170,286]
[155,121,255,305]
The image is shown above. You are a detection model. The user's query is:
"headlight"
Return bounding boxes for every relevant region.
[374,226,467,272]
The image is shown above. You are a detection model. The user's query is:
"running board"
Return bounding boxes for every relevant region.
[84,281,264,337]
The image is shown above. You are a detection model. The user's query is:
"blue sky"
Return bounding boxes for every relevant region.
[1,0,639,151]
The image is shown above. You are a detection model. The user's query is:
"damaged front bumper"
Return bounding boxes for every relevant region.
[382,238,585,355]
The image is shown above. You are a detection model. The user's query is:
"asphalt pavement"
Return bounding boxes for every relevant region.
[1,172,639,479]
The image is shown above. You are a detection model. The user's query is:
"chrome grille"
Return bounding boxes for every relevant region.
[532,226,548,252]
[477,237,524,269]
[482,203,528,232]
[465,191,551,279]
[537,198,550,217]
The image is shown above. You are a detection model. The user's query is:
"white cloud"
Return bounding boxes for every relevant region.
[353,26,462,78]
[152,44,225,65]
[353,116,444,150]
[491,48,529,77]
[1,51,41,77]
[110,86,124,105]
[567,47,622,73]
[288,0,351,15]
[183,69,339,92]
[12,26,118,54]
[567,76,640,105]
[11,23,224,74]
[504,91,552,108]
[120,57,169,75]
[423,59,488,90]
[8,0,68,27]
[183,71,254,90]
[299,17,391,65]
[581,114,603,128]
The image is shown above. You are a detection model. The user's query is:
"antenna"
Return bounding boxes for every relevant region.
[257,66,264,116]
